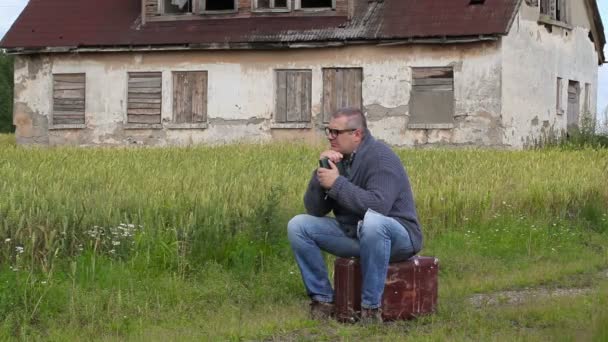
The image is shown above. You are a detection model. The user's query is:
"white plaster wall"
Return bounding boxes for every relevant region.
[502,2,600,148]
[15,43,503,147]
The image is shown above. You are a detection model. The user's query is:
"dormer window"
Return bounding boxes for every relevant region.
[163,0,193,14]
[540,0,567,23]
[203,0,236,11]
[255,0,289,10]
[298,0,334,9]
[160,0,237,14]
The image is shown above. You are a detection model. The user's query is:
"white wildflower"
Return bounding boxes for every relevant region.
[112,241,120,246]
[15,246,24,254]
[4,238,10,243]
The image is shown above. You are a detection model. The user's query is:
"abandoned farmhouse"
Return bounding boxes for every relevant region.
[0,0,605,148]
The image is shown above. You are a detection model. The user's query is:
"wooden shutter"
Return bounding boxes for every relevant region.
[567,81,580,130]
[127,72,162,124]
[322,68,362,123]
[409,67,454,126]
[275,70,311,123]
[173,71,208,123]
[53,74,85,125]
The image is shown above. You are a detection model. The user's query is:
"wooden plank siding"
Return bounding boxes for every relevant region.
[409,67,454,126]
[172,71,208,123]
[127,72,162,124]
[275,70,311,123]
[322,68,362,123]
[53,74,86,125]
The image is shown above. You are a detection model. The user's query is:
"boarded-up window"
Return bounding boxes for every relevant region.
[556,77,563,113]
[322,68,362,123]
[127,72,162,124]
[567,80,580,131]
[173,71,208,123]
[584,83,591,115]
[53,74,85,125]
[409,67,454,127]
[275,70,312,123]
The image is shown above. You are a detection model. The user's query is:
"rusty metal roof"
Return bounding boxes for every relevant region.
[1,0,524,50]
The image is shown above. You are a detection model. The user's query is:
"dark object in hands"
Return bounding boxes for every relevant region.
[319,157,346,175]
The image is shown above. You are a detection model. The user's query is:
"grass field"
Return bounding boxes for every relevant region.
[0,133,607,341]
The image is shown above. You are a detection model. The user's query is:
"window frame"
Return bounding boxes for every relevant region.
[408,66,455,129]
[321,67,363,123]
[556,77,564,115]
[170,70,209,129]
[159,0,198,15]
[539,0,569,26]
[125,71,163,129]
[50,73,87,130]
[252,0,291,12]
[200,0,239,14]
[273,69,313,127]
[158,0,239,15]
[295,0,336,11]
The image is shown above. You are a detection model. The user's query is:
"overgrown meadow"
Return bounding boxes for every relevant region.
[0,133,607,340]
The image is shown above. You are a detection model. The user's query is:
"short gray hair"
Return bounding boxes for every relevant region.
[332,107,367,131]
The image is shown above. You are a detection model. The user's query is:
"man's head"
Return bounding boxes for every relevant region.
[325,108,367,155]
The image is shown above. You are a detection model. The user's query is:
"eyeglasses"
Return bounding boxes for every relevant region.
[324,127,357,139]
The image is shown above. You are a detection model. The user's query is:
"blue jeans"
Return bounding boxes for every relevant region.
[287,209,415,309]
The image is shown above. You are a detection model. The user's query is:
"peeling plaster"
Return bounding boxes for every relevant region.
[10,17,599,149]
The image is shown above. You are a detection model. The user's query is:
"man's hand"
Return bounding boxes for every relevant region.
[320,150,343,164]
[317,159,340,189]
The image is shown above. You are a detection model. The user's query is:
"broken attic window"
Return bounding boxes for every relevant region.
[163,0,193,14]
[301,0,333,8]
[540,0,566,22]
[204,0,236,11]
[257,0,288,9]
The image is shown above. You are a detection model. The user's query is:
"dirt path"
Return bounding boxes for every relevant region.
[469,268,608,308]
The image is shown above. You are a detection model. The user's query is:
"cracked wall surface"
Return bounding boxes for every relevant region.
[13,43,507,147]
[502,1,600,148]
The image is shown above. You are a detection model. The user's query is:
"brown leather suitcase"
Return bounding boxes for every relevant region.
[334,256,439,322]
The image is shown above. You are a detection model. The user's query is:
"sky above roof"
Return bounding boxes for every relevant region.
[0,0,607,120]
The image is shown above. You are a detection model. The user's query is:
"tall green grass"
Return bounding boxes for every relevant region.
[0,133,606,340]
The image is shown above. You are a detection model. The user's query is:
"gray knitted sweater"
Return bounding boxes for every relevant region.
[303,131,423,253]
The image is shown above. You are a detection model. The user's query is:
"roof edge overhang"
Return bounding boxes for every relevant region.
[584,0,606,64]
[2,35,501,55]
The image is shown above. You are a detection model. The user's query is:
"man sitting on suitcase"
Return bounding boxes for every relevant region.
[287,107,423,322]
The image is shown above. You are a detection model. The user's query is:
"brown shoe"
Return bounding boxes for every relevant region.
[360,307,383,324]
[309,300,335,320]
